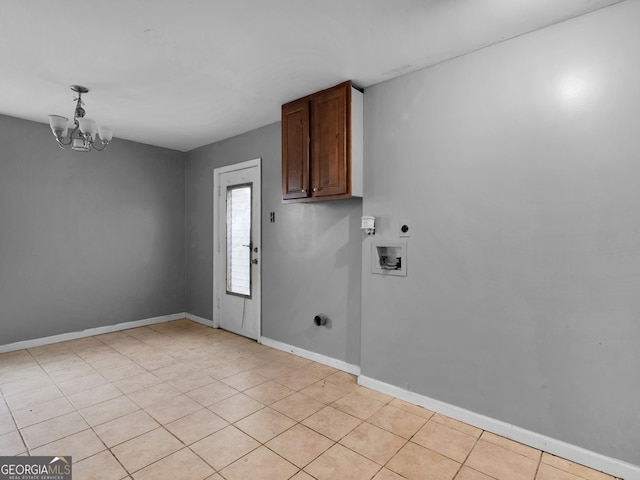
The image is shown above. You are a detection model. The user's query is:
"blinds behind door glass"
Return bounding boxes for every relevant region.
[226,184,252,296]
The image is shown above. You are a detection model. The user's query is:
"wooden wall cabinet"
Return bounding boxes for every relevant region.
[282,81,363,203]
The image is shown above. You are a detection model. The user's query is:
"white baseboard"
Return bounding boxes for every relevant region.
[259,336,361,376]
[358,375,639,480]
[0,313,187,354]
[186,313,213,327]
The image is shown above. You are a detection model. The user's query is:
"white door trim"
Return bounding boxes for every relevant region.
[212,158,261,331]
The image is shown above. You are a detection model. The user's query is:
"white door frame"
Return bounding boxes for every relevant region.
[212,158,261,332]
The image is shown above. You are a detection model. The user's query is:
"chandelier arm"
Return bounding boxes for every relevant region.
[91,140,108,152]
[59,123,81,146]
[54,135,73,147]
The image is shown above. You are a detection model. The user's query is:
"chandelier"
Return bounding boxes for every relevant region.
[48,85,113,152]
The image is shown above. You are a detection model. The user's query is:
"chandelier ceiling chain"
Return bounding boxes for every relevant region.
[48,85,113,152]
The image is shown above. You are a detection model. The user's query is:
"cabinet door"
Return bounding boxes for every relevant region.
[311,84,349,197]
[282,99,310,200]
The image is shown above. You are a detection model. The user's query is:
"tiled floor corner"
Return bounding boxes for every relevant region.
[0,319,623,479]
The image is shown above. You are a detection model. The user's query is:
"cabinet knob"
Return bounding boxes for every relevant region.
[313,188,318,192]
[301,189,306,193]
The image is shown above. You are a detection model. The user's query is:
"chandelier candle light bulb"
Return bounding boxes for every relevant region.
[48,85,113,152]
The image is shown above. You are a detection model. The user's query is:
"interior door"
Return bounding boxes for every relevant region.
[213,159,261,340]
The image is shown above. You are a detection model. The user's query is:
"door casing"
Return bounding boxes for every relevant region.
[213,158,261,339]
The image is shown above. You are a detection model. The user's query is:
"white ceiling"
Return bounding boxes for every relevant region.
[0,0,623,152]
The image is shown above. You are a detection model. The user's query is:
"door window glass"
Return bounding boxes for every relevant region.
[226,184,252,296]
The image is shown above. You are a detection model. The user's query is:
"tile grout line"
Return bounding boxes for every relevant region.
[454,430,484,479]
[29,342,123,457]
[533,446,544,480]
[23,337,138,473]
[189,358,364,478]
[12,347,60,455]
[101,323,282,477]
[1,391,28,456]
[84,325,208,477]
[15,329,165,470]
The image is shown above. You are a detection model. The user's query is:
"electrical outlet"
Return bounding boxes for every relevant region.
[399,220,410,237]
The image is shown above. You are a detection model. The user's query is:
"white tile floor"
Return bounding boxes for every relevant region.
[0,319,621,480]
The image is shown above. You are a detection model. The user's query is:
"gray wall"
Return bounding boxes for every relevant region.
[361,1,640,465]
[186,123,362,365]
[0,115,186,345]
